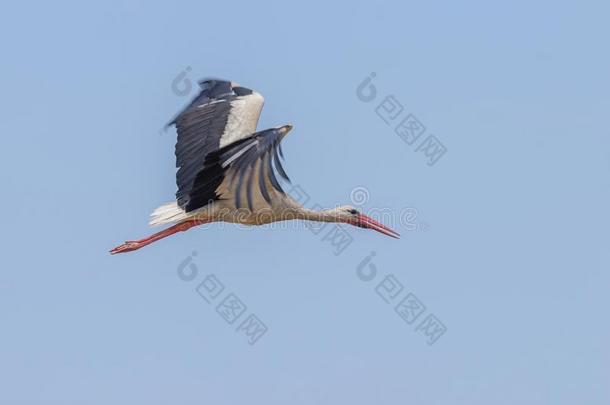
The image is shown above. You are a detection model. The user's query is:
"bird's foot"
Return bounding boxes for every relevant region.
[109,241,143,255]
[109,220,208,255]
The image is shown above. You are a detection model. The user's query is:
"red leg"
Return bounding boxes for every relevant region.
[110,220,207,255]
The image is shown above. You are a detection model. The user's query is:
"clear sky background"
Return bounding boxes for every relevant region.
[1,0,608,404]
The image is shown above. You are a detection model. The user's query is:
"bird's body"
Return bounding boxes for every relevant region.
[111,79,398,254]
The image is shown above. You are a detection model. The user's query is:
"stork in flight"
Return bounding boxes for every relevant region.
[110,79,399,254]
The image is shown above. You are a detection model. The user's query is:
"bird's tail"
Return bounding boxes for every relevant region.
[149,202,189,226]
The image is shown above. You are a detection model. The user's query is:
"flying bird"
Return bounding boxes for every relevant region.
[110,79,398,254]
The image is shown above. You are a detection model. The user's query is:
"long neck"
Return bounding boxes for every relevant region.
[280,195,342,223]
[292,206,339,223]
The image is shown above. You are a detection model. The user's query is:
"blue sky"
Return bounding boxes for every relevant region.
[1,0,609,404]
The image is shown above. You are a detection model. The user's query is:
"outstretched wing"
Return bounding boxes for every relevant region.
[168,79,264,209]
[185,126,292,212]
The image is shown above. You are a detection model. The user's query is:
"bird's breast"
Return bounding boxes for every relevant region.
[208,203,297,226]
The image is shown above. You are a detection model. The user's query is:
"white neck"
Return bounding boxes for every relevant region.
[290,206,341,223]
[278,195,345,223]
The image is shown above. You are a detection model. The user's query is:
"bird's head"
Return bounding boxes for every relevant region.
[328,205,400,239]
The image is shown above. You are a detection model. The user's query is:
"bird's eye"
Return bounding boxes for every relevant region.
[348,209,358,215]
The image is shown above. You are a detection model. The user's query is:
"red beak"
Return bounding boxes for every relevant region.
[355,214,400,239]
